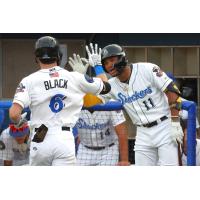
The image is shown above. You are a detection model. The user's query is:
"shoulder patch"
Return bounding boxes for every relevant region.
[15,83,25,93]
[84,74,94,83]
[152,65,163,77]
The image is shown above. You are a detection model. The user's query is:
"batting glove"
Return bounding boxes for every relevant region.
[13,112,28,128]
[68,54,89,74]
[85,43,102,67]
[171,121,184,144]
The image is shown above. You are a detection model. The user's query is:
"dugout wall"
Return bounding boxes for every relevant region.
[0,39,85,99]
[0,34,199,139]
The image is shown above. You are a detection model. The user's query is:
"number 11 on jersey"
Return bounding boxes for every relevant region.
[142,98,155,111]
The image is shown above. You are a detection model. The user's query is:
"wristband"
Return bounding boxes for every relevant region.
[95,65,104,76]
[175,97,182,110]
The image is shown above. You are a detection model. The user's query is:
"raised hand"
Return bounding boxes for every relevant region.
[68,54,89,74]
[85,43,102,67]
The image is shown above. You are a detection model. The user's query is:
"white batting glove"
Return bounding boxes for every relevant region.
[85,43,102,67]
[68,54,89,74]
[171,121,184,144]
[14,112,28,128]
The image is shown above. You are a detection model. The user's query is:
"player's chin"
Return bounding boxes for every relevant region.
[108,69,119,77]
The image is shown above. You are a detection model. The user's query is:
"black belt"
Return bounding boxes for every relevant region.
[84,143,115,150]
[35,126,71,132]
[137,116,168,128]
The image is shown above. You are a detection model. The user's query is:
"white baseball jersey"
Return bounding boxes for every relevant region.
[76,110,126,146]
[0,127,29,165]
[182,139,200,166]
[100,63,172,125]
[13,66,104,129]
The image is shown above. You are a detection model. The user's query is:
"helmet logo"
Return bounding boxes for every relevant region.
[102,49,108,57]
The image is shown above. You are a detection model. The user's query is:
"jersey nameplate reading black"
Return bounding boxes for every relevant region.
[44,79,68,90]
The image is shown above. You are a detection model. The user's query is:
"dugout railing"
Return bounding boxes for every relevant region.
[0,100,197,166]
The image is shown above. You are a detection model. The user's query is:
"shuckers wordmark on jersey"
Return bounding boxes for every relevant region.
[44,79,68,90]
[117,87,153,104]
[76,118,110,130]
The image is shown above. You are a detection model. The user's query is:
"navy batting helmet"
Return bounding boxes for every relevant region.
[35,36,62,65]
[101,44,128,74]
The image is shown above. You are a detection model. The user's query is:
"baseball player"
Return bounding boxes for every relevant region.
[166,72,200,164]
[76,108,127,166]
[181,139,200,166]
[179,100,200,165]
[179,108,200,165]
[9,36,111,166]
[76,107,129,166]
[0,119,30,166]
[68,54,129,166]
[180,86,200,138]
[81,43,184,166]
[180,109,200,165]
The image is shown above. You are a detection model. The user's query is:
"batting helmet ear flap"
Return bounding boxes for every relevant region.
[113,55,128,71]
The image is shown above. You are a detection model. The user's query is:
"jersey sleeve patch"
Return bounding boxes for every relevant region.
[152,65,163,77]
[15,83,26,93]
[84,74,94,83]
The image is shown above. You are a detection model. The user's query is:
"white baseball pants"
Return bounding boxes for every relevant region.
[29,127,76,166]
[76,143,119,166]
[134,118,179,166]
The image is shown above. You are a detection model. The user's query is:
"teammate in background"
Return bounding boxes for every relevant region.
[79,43,184,166]
[68,54,129,166]
[166,72,200,165]
[180,110,200,166]
[180,86,200,138]
[0,120,30,166]
[76,106,128,166]
[179,103,200,166]
[9,36,111,166]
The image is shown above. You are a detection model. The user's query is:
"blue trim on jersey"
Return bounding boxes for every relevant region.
[84,74,94,83]
[72,126,78,138]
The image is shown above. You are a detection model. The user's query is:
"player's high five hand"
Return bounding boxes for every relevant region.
[68,54,89,74]
[85,43,102,67]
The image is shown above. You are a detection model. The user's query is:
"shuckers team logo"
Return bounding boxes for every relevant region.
[117,87,153,105]
[76,118,110,130]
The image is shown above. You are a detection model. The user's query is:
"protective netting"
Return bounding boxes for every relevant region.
[75,108,125,165]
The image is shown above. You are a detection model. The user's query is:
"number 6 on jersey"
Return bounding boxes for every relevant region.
[49,94,67,113]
